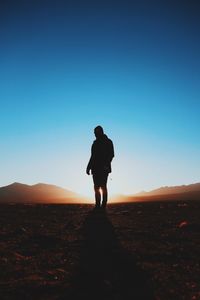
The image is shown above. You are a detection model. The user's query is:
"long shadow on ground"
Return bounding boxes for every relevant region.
[66,209,155,300]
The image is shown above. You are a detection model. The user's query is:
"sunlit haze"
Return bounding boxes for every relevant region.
[1,1,200,199]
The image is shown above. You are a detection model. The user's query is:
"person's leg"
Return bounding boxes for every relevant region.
[93,173,102,208]
[94,186,101,208]
[101,185,108,208]
[101,173,108,208]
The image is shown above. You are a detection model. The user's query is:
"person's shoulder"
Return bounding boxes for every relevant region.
[103,134,112,142]
[106,138,113,148]
[92,139,97,146]
[107,138,113,144]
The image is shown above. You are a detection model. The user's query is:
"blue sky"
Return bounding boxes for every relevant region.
[0,0,200,197]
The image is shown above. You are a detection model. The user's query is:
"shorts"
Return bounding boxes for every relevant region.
[92,171,108,188]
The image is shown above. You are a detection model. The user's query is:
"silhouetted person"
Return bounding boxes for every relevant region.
[86,126,114,209]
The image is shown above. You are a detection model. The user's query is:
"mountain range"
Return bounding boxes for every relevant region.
[122,182,200,202]
[0,182,200,204]
[0,182,84,204]
[136,182,200,196]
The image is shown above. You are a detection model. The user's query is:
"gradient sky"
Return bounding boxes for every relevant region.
[0,0,200,197]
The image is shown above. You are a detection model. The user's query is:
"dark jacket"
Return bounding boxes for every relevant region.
[87,134,114,174]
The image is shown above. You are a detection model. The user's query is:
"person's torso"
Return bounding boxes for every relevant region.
[92,137,112,172]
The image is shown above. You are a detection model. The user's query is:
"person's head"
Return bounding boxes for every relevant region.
[94,125,104,138]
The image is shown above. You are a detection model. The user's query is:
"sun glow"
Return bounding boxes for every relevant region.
[66,171,128,203]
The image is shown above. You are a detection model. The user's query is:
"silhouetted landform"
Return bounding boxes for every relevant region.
[1,182,200,204]
[114,182,200,203]
[0,183,86,204]
[119,191,200,203]
[1,201,200,300]
[136,182,200,196]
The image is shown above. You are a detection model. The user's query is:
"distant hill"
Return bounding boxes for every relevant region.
[136,182,200,197]
[1,182,200,204]
[112,182,200,203]
[0,182,85,204]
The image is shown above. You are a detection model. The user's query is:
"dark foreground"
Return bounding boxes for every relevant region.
[0,201,200,300]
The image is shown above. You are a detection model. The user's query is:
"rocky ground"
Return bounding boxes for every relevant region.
[0,201,200,300]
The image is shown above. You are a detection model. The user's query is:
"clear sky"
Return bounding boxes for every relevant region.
[0,0,200,197]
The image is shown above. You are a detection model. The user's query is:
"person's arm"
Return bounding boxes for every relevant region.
[86,143,94,175]
[109,140,114,162]
[103,140,114,172]
[107,140,114,163]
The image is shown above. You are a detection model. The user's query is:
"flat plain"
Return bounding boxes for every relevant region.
[0,200,200,300]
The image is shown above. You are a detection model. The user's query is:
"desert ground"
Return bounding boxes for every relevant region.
[0,200,200,300]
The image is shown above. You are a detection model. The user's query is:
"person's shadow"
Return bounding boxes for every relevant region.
[66,209,155,300]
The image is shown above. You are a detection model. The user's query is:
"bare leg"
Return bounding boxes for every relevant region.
[101,185,108,208]
[94,186,101,208]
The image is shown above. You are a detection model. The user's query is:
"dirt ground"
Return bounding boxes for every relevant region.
[0,201,200,300]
